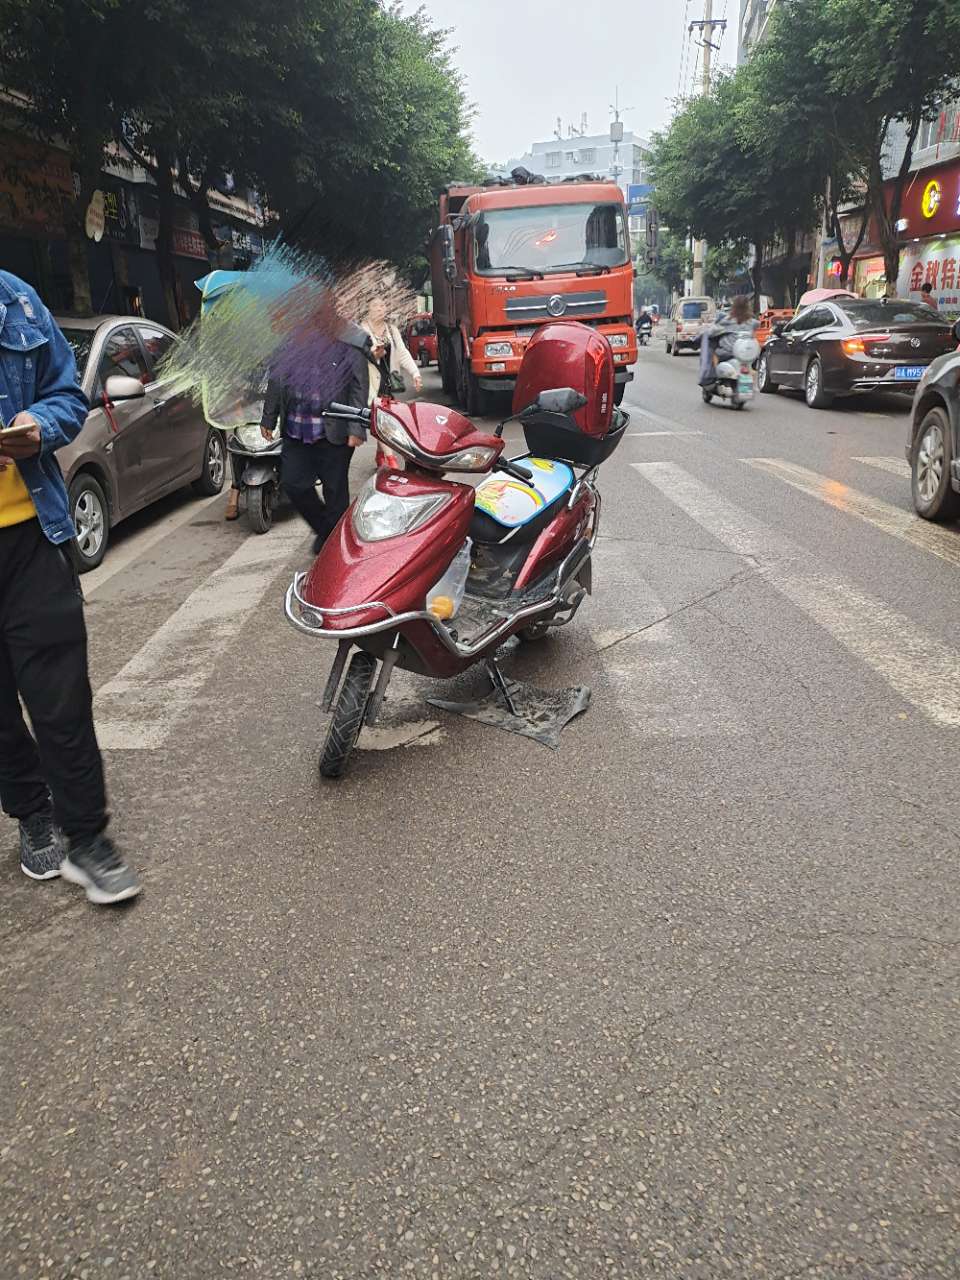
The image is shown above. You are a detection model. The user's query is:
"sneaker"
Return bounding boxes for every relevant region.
[19,807,64,881]
[61,834,142,905]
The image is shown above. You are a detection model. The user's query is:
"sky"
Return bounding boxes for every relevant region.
[399,0,739,166]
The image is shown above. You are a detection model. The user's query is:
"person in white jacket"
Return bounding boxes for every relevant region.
[360,296,422,405]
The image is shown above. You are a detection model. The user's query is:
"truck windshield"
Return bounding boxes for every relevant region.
[473,203,628,276]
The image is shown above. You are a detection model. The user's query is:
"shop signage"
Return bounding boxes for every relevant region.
[898,236,960,317]
[898,158,960,237]
[921,179,942,219]
[137,216,209,259]
[0,133,74,235]
[85,191,105,241]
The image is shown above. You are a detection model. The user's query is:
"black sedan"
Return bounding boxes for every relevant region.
[757,298,955,410]
[906,318,960,521]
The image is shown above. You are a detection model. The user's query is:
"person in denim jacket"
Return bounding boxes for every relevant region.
[0,271,140,903]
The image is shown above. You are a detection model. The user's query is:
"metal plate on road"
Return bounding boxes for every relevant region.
[894,365,925,380]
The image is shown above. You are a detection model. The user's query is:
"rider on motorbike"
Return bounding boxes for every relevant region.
[699,296,756,385]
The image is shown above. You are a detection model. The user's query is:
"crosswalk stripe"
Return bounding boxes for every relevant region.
[746,457,960,569]
[591,540,745,739]
[632,460,960,727]
[94,524,307,749]
[82,491,225,600]
[852,455,911,479]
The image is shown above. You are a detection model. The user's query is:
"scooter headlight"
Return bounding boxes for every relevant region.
[352,476,450,542]
[233,424,276,452]
[442,445,499,472]
[375,409,417,461]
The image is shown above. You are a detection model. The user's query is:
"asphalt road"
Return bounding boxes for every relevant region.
[3,340,959,1280]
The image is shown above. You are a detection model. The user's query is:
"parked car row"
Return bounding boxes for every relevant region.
[907,318,960,522]
[56,315,225,571]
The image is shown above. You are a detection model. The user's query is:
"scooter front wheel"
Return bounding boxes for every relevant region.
[247,483,275,534]
[320,651,377,780]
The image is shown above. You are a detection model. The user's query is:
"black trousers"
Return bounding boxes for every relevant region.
[0,518,108,842]
[281,436,352,546]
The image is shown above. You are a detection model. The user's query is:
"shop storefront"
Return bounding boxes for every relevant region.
[894,156,960,318]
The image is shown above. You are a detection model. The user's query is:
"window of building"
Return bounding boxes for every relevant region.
[545,151,561,169]
[918,99,960,151]
[579,148,596,165]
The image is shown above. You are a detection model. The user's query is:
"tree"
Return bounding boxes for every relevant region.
[704,241,749,298]
[650,230,691,296]
[652,74,818,305]
[737,0,873,289]
[813,0,960,294]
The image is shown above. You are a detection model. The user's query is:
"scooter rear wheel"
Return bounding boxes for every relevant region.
[319,651,377,780]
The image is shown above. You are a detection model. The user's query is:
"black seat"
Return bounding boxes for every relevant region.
[469,489,568,547]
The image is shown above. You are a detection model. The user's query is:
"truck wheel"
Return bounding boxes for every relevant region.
[319,651,377,780]
[459,352,488,417]
[439,335,456,394]
[613,384,626,406]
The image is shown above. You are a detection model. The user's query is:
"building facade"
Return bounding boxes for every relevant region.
[0,114,269,325]
[496,129,652,200]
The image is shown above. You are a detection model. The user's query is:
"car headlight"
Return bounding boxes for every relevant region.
[351,476,450,542]
[608,334,629,348]
[375,409,417,460]
[485,341,513,358]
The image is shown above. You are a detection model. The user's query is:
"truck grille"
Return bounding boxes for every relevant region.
[504,290,607,321]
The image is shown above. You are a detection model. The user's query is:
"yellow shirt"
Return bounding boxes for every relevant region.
[0,462,36,527]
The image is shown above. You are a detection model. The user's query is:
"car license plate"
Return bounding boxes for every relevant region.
[894,365,925,380]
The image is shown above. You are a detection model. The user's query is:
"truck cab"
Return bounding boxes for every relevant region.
[431,179,637,415]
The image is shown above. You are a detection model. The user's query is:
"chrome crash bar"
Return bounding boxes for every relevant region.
[284,540,593,659]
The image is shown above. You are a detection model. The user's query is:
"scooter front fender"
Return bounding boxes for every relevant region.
[243,460,281,488]
[301,472,475,633]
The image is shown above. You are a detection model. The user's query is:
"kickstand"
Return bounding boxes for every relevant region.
[484,658,520,717]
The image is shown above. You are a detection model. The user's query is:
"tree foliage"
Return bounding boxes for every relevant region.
[651,0,960,301]
[0,0,479,323]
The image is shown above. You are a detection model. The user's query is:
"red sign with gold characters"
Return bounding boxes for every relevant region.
[898,158,960,237]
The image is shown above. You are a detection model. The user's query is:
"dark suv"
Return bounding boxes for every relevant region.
[906,319,960,521]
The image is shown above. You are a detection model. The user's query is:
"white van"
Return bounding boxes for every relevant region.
[664,296,717,355]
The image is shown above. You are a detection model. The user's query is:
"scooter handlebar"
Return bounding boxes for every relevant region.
[327,403,371,421]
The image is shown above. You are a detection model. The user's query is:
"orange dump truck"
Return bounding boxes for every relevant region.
[430,178,637,415]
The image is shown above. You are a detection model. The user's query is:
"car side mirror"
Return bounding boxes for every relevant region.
[773,323,785,336]
[104,374,146,403]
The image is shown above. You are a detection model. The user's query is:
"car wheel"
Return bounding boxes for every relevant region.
[804,358,832,409]
[911,406,960,522]
[193,428,226,496]
[670,340,680,357]
[665,339,672,354]
[67,473,109,573]
[757,351,779,394]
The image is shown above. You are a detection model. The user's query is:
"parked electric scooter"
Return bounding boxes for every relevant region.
[285,321,628,778]
[226,424,283,532]
[700,329,761,409]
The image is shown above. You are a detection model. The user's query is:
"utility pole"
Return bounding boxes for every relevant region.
[609,87,634,193]
[688,0,726,295]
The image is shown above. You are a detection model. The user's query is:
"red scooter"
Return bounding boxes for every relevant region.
[284,322,628,778]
